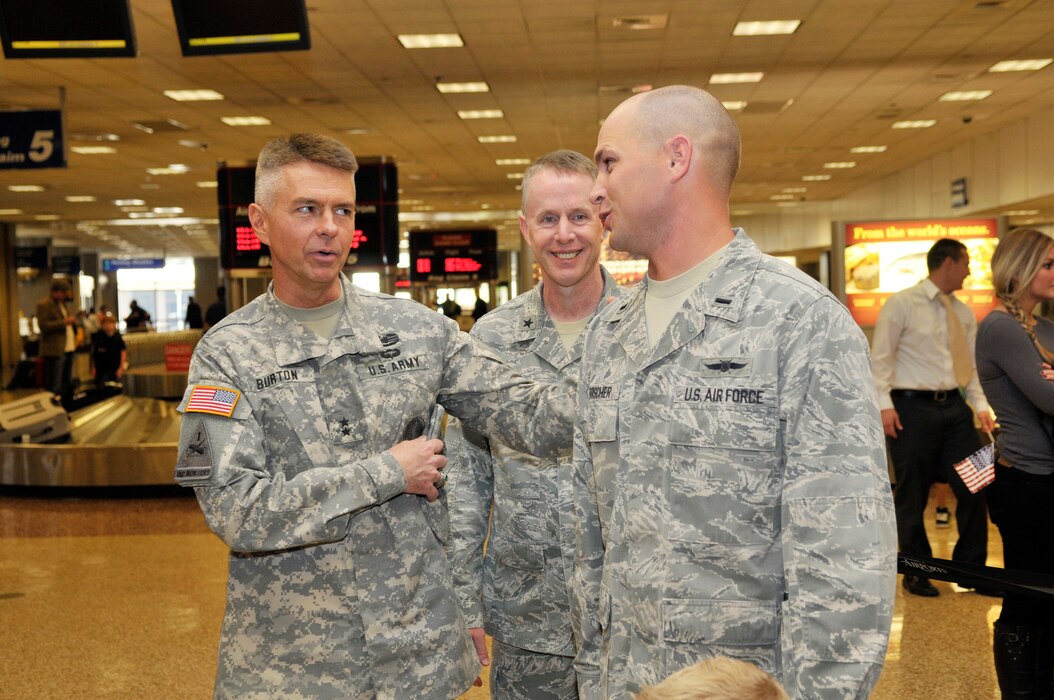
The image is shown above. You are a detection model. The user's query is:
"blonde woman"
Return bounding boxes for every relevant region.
[976,227,1054,698]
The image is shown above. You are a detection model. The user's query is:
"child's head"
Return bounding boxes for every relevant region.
[634,657,788,700]
[101,313,117,336]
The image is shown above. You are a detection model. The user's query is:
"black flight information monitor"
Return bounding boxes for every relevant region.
[171,0,310,56]
[410,230,498,284]
[0,0,136,58]
[218,160,399,270]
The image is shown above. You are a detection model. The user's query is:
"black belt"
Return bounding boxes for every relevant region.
[890,388,959,401]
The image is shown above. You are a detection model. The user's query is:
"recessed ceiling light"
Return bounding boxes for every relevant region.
[164,89,225,101]
[398,34,464,49]
[892,120,937,128]
[0,208,23,215]
[153,207,184,215]
[722,101,748,111]
[71,146,117,155]
[851,146,887,153]
[988,58,1052,72]
[436,81,489,93]
[128,212,161,219]
[733,20,801,36]
[802,175,832,181]
[1004,209,1040,215]
[196,181,218,188]
[146,164,191,175]
[34,214,60,221]
[612,15,668,30]
[221,116,272,126]
[710,72,764,84]
[939,90,992,101]
[458,110,504,119]
[346,127,372,135]
[495,158,530,166]
[782,187,807,193]
[478,135,517,143]
[824,161,857,169]
[8,185,44,192]
[506,173,523,180]
[770,194,796,200]
[65,195,97,202]
[121,206,149,212]
[114,199,146,206]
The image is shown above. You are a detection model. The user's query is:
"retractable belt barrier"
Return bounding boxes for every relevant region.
[898,553,1054,600]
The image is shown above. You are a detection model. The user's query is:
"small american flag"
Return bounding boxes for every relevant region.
[186,386,241,417]
[953,442,996,493]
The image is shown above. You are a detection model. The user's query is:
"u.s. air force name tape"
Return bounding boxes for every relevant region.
[898,552,1054,599]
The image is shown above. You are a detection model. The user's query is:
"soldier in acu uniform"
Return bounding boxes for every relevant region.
[570,86,897,699]
[174,134,573,700]
[445,150,623,699]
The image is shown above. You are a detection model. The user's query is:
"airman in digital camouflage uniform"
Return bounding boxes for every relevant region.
[173,134,574,699]
[571,86,897,699]
[446,150,624,699]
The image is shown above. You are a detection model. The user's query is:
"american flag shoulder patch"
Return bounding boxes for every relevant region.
[185,385,241,417]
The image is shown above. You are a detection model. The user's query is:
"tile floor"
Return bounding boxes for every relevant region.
[0,487,1004,699]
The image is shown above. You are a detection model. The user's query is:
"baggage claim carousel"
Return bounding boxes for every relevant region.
[0,331,197,487]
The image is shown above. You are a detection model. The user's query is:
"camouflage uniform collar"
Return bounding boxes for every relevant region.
[264,275,383,365]
[521,267,623,366]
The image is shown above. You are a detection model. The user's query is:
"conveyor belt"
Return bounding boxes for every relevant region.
[0,396,180,487]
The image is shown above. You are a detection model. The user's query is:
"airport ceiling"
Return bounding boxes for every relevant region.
[0,0,1053,259]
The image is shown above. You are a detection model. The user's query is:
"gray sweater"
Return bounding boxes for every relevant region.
[976,311,1054,475]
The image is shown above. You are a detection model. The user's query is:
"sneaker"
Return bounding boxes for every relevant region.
[935,506,951,528]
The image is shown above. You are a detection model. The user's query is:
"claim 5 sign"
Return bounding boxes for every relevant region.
[410,230,497,283]
[218,160,399,269]
[0,110,65,169]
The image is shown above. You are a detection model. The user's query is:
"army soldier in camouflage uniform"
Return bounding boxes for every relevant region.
[174,134,573,699]
[571,86,897,699]
[446,150,623,699]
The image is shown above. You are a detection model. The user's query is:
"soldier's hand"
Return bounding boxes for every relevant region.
[469,627,489,666]
[389,436,447,502]
[881,408,901,439]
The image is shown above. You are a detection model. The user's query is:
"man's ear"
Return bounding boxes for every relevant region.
[665,134,692,182]
[247,203,269,245]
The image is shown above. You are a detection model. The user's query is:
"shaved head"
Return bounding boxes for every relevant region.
[612,85,741,195]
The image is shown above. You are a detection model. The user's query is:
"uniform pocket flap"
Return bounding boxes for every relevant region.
[662,599,778,646]
[497,540,544,571]
[669,405,776,452]
[585,401,617,443]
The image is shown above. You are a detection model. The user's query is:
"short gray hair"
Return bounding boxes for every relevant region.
[255,133,358,207]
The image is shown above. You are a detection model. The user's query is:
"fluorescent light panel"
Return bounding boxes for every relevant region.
[824,161,856,169]
[851,146,887,153]
[892,120,936,128]
[939,90,992,101]
[710,72,764,84]
[8,185,44,192]
[164,89,225,101]
[722,101,748,111]
[495,158,530,166]
[398,34,464,49]
[436,81,489,93]
[988,58,1051,72]
[733,20,800,36]
[221,116,271,126]
[478,135,517,143]
[802,175,831,181]
[65,195,97,202]
[458,110,503,119]
[0,208,23,215]
[71,146,116,154]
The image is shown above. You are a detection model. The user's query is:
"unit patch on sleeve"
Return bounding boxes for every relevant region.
[185,385,241,417]
[174,416,214,483]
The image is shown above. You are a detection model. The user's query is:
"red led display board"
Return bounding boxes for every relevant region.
[409,229,497,283]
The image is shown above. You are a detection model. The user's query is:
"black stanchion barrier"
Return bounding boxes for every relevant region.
[898,553,1054,599]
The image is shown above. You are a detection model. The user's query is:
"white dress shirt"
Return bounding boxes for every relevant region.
[871,278,990,413]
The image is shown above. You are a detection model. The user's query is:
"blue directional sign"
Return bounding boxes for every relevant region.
[0,110,65,170]
[102,258,165,271]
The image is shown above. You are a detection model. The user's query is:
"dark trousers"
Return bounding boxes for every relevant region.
[988,464,1054,625]
[42,355,65,394]
[889,392,988,565]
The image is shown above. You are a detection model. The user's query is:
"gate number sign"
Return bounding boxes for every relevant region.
[0,110,66,170]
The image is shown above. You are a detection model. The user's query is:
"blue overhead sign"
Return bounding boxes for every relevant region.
[102,258,165,271]
[0,110,65,170]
